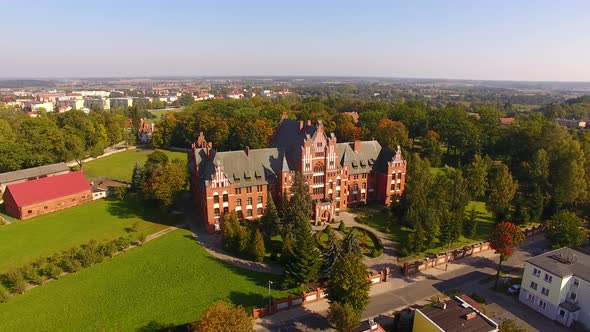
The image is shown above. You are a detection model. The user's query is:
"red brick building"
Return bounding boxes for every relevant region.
[189,115,407,232]
[2,171,92,219]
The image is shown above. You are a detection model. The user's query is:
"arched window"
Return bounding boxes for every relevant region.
[213,194,219,203]
[314,163,325,173]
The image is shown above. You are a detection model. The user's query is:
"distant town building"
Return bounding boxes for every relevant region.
[555,118,587,129]
[84,98,111,110]
[2,171,92,219]
[189,114,407,233]
[72,90,110,98]
[23,101,54,113]
[228,89,245,99]
[499,117,516,125]
[344,111,360,124]
[110,97,133,109]
[413,295,499,332]
[519,247,590,329]
[56,99,84,110]
[132,97,152,106]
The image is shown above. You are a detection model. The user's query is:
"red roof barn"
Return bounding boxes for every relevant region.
[2,171,92,219]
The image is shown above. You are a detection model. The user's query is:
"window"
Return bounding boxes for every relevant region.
[559,309,566,317]
[353,184,358,192]
[362,173,367,179]
[570,292,577,301]
[235,188,241,194]
[390,183,395,191]
[247,209,252,217]
[247,197,253,205]
[538,300,547,309]
[223,207,229,214]
[257,185,263,192]
[257,207,263,215]
[246,187,252,193]
[328,193,333,200]
[533,268,541,277]
[336,202,340,209]
[336,179,341,186]
[354,175,358,180]
[214,208,220,217]
[236,198,242,206]
[27,210,32,214]
[213,195,219,203]
[361,193,366,200]
[71,198,76,202]
[336,190,341,198]
[44,206,48,210]
[257,196,263,204]
[544,274,553,283]
[362,183,366,189]
[396,183,401,190]
[530,281,538,290]
[541,287,549,296]
[223,194,228,202]
[238,211,244,219]
[527,293,535,302]
[573,278,579,287]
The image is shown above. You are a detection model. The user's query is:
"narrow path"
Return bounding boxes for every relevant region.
[0,215,12,225]
[181,201,283,275]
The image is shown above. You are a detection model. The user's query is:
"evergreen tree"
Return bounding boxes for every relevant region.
[130,162,145,192]
[281,231,296,265]
[464,208,480,238]
[327,251,370,314]
[285,172,313,228]
[342,231,361,255]
[235,223,249,254]
[321,237,343,279]
[283,217,322,288]
[328,302,361,332]
[249,229,266,262]
[261,194,281,240]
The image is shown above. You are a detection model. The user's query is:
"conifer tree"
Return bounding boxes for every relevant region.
[327,251,370,314]
[261,194,281,240]
[249,229,266,262]
[221,213,237,251]
[321,237,343,279]
[131,162,145,192]
[342,231,361,255]
[281,231,296,265]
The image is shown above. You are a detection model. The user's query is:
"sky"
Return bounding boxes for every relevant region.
[1,0,589,81]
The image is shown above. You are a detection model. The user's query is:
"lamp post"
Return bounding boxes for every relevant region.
[445,237,454,271]
[268,281,273,314]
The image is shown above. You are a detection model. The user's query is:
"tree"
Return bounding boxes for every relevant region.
[193,301,252,332]
[341,231,361,256]
[544,211,588,249]
[499,319,528,332]
[144,150,169,173]
[327,251,370,314]
[489,222,525,290]
[131,162,145,192]
[487,164,518,221]
[421,130,443,166]
[327,302,361,332]
[221,213,238,251]
[321,237,343,279]
[143,159,186,206]
[248,229,266,262]
[261,195,281,240]
[465,154,489,199]
[284,172,313,228]
[375,118,411,151]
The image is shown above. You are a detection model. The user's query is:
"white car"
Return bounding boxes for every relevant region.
[507,284,521,295]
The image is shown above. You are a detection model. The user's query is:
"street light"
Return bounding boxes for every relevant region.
[268,281,273,314]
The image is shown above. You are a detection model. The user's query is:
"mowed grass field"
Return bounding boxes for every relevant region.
[0,197,178,274]
[0,229,293,331]
[83,148,187,182]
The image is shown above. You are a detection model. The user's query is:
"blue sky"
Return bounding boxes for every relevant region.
[1,0,589,81]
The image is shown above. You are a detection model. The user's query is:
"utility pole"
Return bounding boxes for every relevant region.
[268,281,273,314]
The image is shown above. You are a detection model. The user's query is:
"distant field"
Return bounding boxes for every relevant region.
[83,148,187,182]
[0,229,294,331]
[0,197,178,274]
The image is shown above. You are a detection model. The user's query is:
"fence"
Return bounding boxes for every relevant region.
[252,270,388,318]
[401,225,544,277]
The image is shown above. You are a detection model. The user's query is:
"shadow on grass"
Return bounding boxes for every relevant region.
[106,193,188,230]
[136,321,190,332]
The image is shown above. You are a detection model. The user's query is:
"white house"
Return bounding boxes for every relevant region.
[519,247,590,329]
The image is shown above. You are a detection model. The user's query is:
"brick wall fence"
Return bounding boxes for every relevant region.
[401,225,544,277]
[252,269,390,318]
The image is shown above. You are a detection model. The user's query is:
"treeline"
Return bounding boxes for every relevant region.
[0,106,138,172]
[0,231,145,302]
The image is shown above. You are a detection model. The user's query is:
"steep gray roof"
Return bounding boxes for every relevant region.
[527,247,590,282]
[270,119,318,149]
[337,141,382,175]
[0,163,69,184]
[195,148,290,188]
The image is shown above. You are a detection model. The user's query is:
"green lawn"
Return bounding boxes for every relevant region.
[354,200,495,260]
[0,229,294,331]
[83,148,187,182]
[0,196,177,274]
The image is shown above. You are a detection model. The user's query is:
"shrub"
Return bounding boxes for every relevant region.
[101,241,118,258]
[43,263,63,280]
[325,225,335,237]
[0,290,9,303]
[136,233,147,246]
[111,186,128,201]
[115,236,131,251]
[371,249,380,258]
[3,270,26,294]
[338,221,346,233]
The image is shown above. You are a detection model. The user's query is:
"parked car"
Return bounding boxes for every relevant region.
[507,284,521,295]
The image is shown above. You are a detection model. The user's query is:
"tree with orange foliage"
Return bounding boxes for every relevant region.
[375,119,411,151]
[489,222,525,290]
[193,301,252,332]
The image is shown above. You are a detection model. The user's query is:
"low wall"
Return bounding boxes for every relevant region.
[252,271,386,318]
[402,225,543,277]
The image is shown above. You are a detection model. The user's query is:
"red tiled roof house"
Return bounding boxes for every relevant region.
[2,171,92,219]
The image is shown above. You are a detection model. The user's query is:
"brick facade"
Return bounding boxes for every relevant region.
[3,190,92,219]
[189,115,407,233]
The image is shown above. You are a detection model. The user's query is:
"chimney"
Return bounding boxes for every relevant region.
[245,146,250,157]
[299,120,304,130]
[353,140,361,152]
[464,312,477,321]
